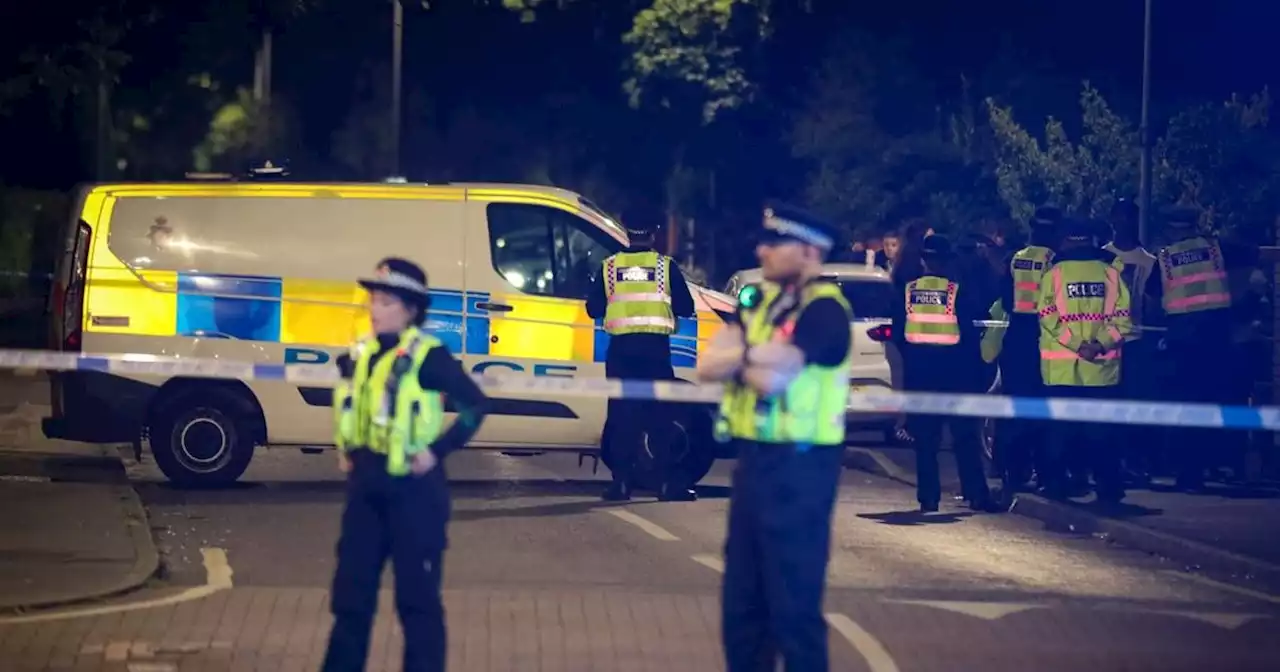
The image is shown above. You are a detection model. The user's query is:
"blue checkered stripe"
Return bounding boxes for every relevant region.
[7,348,1279,430]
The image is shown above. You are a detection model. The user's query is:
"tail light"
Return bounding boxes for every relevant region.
[60,221,91,352]
[866,324,892,342]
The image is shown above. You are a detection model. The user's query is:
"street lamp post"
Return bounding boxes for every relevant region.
[390,0,404,178]
[1138,0,1153,243]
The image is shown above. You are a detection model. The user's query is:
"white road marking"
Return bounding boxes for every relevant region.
[687,552,901,671]
[887,599,1042,620]
[1163,570,1280,606]
[1143,611,1266,630]
[604,508,680,541]
[691,553,725,573]
[825,613,902,672]
[0,547,233,624]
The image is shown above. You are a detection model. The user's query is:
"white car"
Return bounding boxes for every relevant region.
[723,263,901,442]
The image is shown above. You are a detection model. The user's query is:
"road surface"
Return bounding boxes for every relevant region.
[2,446,1278,671]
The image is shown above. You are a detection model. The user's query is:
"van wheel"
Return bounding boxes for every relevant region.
[632,407,717,492]
[151,389,256,487]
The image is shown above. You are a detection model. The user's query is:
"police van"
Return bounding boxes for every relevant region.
[41,176,735,486]
[723,263,900,442]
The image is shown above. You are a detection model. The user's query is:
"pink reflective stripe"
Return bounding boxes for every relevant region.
[905,313,957,324]
[1167,293,1232,310]
[1103,268,1119,316]
[1038,303,1056,317]
[1056,324,1073,348]
[1014,281,1039,291]
[605,316,674,331]
[905,333,960,345]
[1052,267,1068,318]
[1040,349,1120,361]
[607,292,670,304]
[1166,270,1227,288]
[1014,300,1038,311]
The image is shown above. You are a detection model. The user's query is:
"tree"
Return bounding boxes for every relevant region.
[791,31,1003,238]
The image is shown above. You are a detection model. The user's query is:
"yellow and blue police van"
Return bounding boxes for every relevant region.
[41,177,734,486]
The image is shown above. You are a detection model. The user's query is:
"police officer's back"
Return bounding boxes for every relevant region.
[585,212,696,501]
[698,202,852,671]
[891,234,995,512]
[324,258,489,672]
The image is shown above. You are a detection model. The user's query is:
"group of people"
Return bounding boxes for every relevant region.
[876,200,1266,511]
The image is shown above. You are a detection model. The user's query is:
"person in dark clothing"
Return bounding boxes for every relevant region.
[324,258,489,672]
[585,213,697,501]
[993,206,1060,492]
[891,234,996,512]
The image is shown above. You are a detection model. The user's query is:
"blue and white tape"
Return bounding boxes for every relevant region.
[0,348,1273,431]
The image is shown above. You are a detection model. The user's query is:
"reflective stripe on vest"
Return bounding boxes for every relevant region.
[715,281,852,445]
[1039,264,1125,361]
[1010,246,1054,314]
[337,328,446,476]
[1158,237,1232,315]
[903,276,961,345]
[603,251,675,335]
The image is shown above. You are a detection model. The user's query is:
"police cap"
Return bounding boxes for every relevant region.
[920,234,953,257]
[1162,204,1200,228]
[1032,204,1062,228]
[1057,217,1096,243]
[760,201,838,252]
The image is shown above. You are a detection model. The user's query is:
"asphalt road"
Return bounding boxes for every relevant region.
[4,445,1275,671]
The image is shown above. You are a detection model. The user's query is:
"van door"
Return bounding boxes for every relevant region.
[461,200,622,448]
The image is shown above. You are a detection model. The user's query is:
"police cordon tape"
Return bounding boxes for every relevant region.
[1,348,1275,432]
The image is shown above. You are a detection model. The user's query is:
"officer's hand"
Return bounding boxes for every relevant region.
[1078,341,1101,362]
[697,325,746,382]
[411,449,439,476]
[337,451,352,474]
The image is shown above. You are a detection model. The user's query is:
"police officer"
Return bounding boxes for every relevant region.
[892,234,996,512]
[1155,205,1235,490]
[586,209,696,501]
[991,205,1059,492]
[1037,220,1132,503]
[698,202,851,671]
[323,258,490,672]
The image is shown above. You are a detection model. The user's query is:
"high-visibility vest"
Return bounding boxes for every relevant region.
[981,299,1007,363]
[602,251,675,335]
[715,281,852,446]
[1010,246,1054,314]
[903,276,961,346]
[1157,236,1232,315]
[333,328,445,476]
[1037,261,1131,387]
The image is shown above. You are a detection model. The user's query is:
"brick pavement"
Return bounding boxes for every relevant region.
[0,587,731,672]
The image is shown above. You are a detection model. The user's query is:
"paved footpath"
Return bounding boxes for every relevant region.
[1,446,1279,671]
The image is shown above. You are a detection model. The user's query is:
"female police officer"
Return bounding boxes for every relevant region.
[322,257,489,672]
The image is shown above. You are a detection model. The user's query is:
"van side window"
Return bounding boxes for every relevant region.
[486,203,621,300]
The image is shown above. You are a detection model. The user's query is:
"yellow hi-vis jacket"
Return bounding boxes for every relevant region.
[602,251,676,335]
[333,328,445,475]
[1038,260,1132,387]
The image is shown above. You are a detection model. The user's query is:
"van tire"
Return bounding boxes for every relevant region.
[630,405,717,492]
[150,389,256,487]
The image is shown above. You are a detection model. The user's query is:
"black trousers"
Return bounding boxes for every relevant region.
[604,346,675,487]
[910,414,991,507]
[1041,386,1124,500]
[323,450,450,672]
[722,440,842,672]
[995,346,1049,489]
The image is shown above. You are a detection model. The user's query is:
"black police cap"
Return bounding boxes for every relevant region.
[1162,205,1200,227]
[920,234,953,257]
[1057,217,1096,242]
[1032,204,1062,226]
